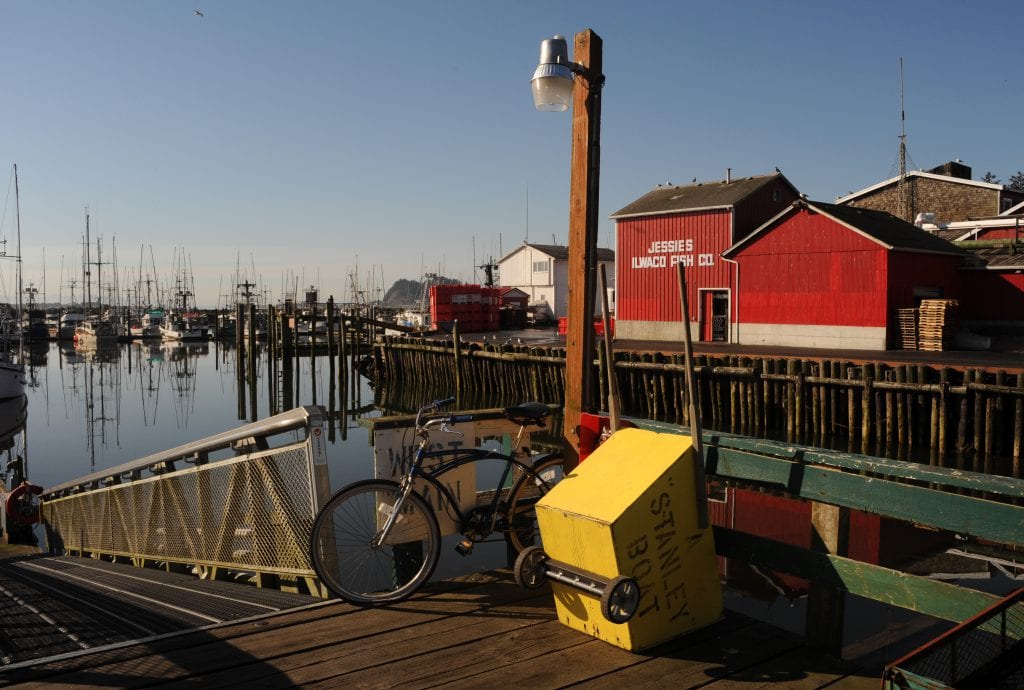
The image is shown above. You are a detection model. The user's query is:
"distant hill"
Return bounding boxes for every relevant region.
[383,276,460,308]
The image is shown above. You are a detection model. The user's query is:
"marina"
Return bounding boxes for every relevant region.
[2,7,1024,688]
[0,335,1020,686]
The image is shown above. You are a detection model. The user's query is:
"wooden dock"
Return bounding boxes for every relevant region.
[0,569,875,689]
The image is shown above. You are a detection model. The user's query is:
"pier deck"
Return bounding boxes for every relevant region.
[0,562,875,689]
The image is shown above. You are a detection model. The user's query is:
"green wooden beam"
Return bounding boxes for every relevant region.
[631,419,1024,545]
[715,527,999,624]
[633,418,1024,497]
[708,445,1023,545]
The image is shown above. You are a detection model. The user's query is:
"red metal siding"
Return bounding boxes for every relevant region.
[959,271,1024,320]
[732,180,800,241]
[733,208,889,326]
[616,210,734,323]
[970,227,1023,241]
[717,488,882,565]
[886,252,963,310]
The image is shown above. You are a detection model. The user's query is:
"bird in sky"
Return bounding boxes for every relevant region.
[194,9,204,17]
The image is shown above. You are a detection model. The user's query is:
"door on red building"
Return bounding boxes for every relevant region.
[700,290,730,342]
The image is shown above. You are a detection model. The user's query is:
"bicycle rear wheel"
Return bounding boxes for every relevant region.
[505,455,566,554]
[310,479,441,605]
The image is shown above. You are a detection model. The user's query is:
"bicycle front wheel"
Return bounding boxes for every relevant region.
[505,455,566,554]
[310,479,441,605]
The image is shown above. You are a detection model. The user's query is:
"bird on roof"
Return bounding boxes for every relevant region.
[691,177,697,183]
[194,9,204,17]
[774,166,780,173]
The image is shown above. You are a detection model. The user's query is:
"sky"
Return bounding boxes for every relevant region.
[1,1,1021,308]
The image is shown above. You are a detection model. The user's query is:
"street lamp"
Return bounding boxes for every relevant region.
[532,30,604,469]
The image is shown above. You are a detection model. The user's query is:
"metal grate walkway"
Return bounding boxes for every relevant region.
[0,554,321,667]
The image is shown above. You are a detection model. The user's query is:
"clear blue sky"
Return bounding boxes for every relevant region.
[2,1,1021,307]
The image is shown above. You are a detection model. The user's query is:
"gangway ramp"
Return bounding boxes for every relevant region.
[0,554,321,668]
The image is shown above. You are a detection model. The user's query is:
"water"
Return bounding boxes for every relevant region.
[16,340,377,492]
[10,338,516,581]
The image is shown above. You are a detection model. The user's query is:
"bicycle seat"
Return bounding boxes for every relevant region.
[504,402,550,427]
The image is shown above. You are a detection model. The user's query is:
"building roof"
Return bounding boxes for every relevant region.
[499,242,615,263]
[723,200,970,258]
[836,170,1005,204]
[1001,199,1024,216]
[609,172,797,220]
[956,243,1024,269]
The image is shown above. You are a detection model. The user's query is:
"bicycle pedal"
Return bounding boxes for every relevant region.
[455,538,474,556]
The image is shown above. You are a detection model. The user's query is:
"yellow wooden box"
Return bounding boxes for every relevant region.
[535,427,723,651]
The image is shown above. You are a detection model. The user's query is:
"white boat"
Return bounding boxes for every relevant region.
[160,312,209,341]
[0,350,26,400]
[75,319,117,345]
[129,309,163,339]
[58,311,87,340]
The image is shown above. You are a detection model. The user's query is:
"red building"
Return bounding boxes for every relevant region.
[722,200,968,349]
[610,172,800,342]
[938,212,1024,327]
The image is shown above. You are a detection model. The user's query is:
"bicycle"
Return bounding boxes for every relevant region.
[310,397,565,605]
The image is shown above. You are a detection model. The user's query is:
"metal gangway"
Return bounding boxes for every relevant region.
[41,405,331,595]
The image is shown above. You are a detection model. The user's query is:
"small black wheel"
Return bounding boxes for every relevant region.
[601,575,640,623]
[513,545,548,589]
[310,479,441,605]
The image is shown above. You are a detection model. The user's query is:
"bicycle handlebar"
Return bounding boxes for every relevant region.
[415,397,459,433]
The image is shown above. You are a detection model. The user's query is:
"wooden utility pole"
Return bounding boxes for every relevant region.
[562,29,603,470]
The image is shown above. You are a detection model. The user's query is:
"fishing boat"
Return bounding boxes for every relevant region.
[129,309,163,339]
[161,258,209,341]
[58,311,87,340]
[74,318,117,345]
[0,350,26,400]
[160,311,209,341]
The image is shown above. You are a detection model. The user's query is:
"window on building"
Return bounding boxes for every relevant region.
[532,259,549,273]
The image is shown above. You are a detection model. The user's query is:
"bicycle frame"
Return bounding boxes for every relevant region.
[373,416,538,548]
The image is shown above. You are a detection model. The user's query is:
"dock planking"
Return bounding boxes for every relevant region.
[0,570,876,689]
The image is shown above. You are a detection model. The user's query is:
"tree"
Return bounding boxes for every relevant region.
[981,171,1001,183]
[1009,171,1024,192]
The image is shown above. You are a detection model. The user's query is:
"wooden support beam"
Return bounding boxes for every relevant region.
[562,29,603,470]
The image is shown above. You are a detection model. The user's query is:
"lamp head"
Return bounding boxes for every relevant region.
[531,35,573,112]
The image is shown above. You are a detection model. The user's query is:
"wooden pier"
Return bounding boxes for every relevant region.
[0,568,873,689]
[371,335,1024,475]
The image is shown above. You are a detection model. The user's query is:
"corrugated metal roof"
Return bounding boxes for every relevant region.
[724,200,970,257]
[610,172,794,219]
[959,245,1024,269]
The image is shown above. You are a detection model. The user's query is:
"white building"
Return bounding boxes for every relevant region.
[497,242,615,319]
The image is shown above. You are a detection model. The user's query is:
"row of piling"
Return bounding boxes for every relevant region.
[372,334,1024,478]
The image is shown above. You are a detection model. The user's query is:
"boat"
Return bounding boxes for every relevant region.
[160,311,209,341]
[0,350,26,399]
[161,259,209,341]
[0,165,27,399]
[58,311,87,340]
[129,309,163,339]
[74,318,117,345]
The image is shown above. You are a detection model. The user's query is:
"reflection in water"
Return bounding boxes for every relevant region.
[28,340,377,490]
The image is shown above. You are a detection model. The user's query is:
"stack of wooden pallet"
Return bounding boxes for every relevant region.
[896,308,918,350]
[918,299,958,351]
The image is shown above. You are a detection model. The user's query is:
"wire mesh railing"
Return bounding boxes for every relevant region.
[884,587,1024,689]
[41,406,330,594]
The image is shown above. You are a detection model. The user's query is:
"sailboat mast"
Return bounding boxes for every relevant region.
[84,209,92,311]
[14,164,24,352]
